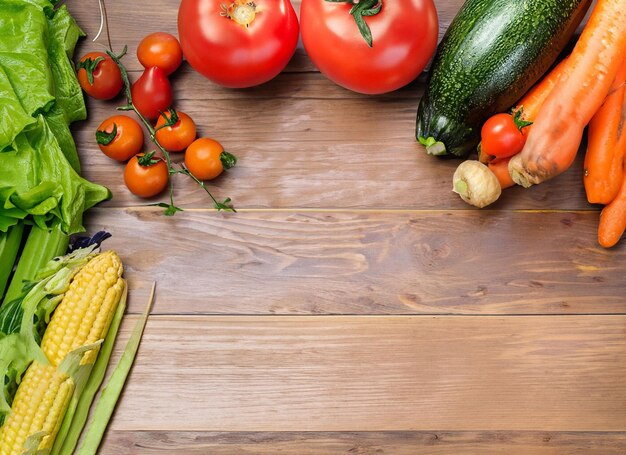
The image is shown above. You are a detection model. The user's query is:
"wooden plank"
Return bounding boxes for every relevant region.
[73,76,589,211]
[102,315,626,433]
[86,208,626,316]
[70,0,467,73]
[100,430,626,454]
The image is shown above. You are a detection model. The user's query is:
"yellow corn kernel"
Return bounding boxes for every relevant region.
[0,362,74,455]
[41,251,124,366]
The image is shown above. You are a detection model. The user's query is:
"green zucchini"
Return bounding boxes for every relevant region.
[416,0,591,158]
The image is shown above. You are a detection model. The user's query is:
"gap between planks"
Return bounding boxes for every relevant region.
[92,206,602,214]
[100,430,626,455]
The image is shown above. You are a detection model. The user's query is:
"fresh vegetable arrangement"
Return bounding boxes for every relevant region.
[420,0,626,248]
[83,35,238,214]
[0,240,153,454]
[0,1,151,453]
[452,58,568,207]
[416,0,591,157]
[0,0,110,302]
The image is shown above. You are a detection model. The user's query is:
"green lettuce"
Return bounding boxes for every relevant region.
[0,116,110,234]
[45,5,88,172]
[0,0,110,235]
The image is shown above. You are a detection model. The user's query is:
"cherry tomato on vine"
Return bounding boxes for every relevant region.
[96,115,144,162]
[300,0,438,94]
[155,110,197,152]
[480,111,532,159]
[184,138,237,181]
[124,152,169,198]
[131,67,173,120]
[178,0,299,88]
[77,52,123,100]
[137,32,183,75]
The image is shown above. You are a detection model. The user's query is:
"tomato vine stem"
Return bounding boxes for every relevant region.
[325,0,382,47]
[106,47,236,215]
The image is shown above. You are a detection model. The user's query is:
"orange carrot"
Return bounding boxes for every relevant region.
[598,172,626,247]
[453,58,571,207]
[516,57,571,123]
[509,0,626,188]
[488,157,515,189]
[479,58,569,166]
[584,56,626,204]
[488,60,571,190]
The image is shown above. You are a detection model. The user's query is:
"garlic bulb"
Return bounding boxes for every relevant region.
[452,160,502,208]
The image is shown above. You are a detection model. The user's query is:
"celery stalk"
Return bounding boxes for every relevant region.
[51,281,128,455]
[0,223,24,301]
[77,283,155,455]
[2,225,68,306]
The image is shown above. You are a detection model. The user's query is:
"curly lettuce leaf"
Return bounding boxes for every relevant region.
[0,1,56,124]
[0,65,34,151]
[45,4,87,172]
[0,116,111,234]
[47,5,86,125]
[0,1,110,233]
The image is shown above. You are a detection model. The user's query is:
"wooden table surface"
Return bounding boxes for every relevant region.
[67,1,626,453]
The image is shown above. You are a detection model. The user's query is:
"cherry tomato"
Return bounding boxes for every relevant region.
[155,110,197,152]
[131,67,173,120]
[300,0,438,94]
[184,138,236,180]
[178,0,299,88]
[137,32,183,75]
[96,115,144,162]
[481,112,530,159]
[77,52,123,100]
[124,153,169,198]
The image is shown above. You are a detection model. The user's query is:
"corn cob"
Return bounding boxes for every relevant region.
[0,362,74,455]
[0,251,125,453]
[42,251,124,366]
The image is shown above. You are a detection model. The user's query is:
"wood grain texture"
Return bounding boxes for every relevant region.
[102,315,626,433]
[86,208,626,316]
[100,431,626,455]
[63,0,625,453]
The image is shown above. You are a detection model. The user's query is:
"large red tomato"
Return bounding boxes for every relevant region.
[178,0,299,88]
[301,0,438,94]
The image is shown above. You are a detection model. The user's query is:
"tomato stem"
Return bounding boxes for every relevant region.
[95,123,118,146]
[325,0,382,47]
[220,1,260,28]
[137,151,160,167]
[106,48,236,214]
[77,56,105,85]
[220,151,238,170]
[512,107,533,132]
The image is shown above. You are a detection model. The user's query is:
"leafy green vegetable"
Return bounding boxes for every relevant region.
[0,225,24,298]
[0,66,35,150]
[0,116,111,234]
[2,225,69,306]
[0,1,56,123]
[45,5,87,172]
[0,0,110,234]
